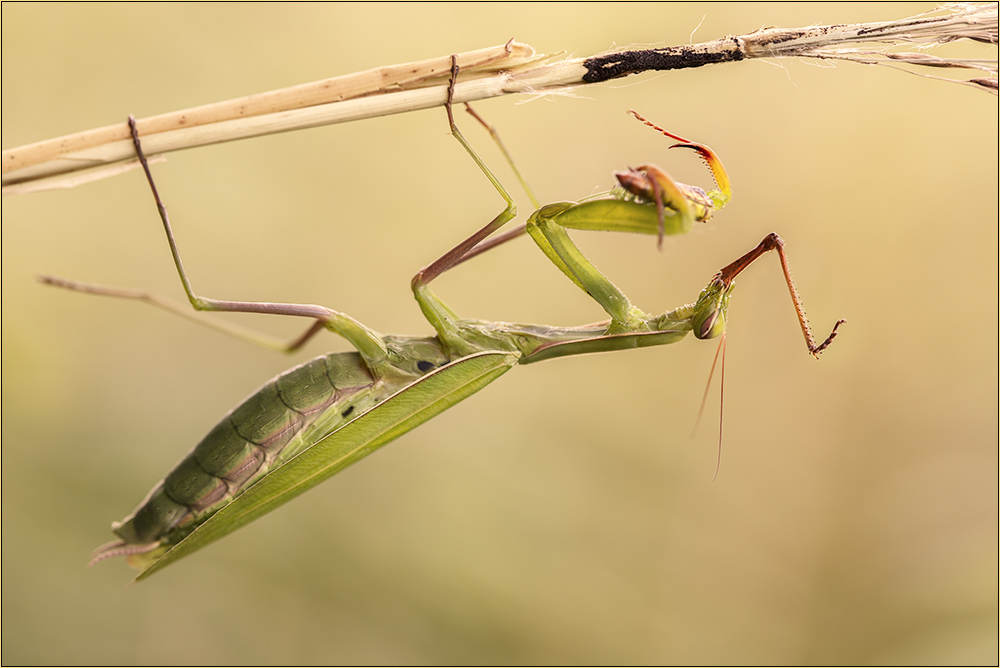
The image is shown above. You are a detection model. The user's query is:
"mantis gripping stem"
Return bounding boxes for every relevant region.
[412,56,518,288]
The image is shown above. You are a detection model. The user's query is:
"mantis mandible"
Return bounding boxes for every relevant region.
[46,58,844,580]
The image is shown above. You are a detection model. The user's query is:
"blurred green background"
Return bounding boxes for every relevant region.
[3,3,997,664]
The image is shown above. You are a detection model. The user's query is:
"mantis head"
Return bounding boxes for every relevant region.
[691,277,734,340]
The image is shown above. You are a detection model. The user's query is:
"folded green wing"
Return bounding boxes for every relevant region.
[134,350,519,581]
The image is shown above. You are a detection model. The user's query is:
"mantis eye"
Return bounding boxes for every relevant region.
[694,304,726,340]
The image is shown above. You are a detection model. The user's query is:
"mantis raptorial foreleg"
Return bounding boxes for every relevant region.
[414,55,841,358]
[714,232,845,356]
[412,61,697,336]
[410,58,658,340]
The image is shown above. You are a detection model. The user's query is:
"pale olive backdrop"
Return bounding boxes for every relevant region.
[3,3,997,664]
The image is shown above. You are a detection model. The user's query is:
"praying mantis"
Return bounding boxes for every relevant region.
[47,59,844,581]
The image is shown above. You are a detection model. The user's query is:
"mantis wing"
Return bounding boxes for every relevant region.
[134,350,519,581]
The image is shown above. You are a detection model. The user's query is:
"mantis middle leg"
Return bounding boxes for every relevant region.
[411,56,661,347]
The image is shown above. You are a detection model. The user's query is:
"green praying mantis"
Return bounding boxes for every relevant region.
[45,58,844,581]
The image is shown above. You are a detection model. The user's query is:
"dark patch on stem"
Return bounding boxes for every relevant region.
[583,42,744,83]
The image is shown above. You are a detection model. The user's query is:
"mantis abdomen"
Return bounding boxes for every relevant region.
[112,352,389,548]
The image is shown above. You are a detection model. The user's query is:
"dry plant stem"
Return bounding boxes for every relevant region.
[2,42,536,178]
[1,156,164,196]
[4,4,995,191]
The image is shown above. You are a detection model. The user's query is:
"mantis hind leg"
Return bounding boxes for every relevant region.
[43,116,390,372]
[38,274,327,353]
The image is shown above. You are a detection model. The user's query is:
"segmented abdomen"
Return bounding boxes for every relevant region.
[113,352,383,546]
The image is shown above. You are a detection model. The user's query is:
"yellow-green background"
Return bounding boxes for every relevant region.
[3,3,997,664]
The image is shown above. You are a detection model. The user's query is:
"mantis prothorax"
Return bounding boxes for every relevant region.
[44,56,844,580]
